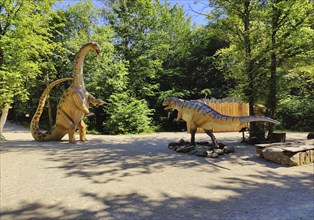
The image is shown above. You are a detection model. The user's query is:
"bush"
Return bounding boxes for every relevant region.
[277,96,314,131]
[103,92,155,134]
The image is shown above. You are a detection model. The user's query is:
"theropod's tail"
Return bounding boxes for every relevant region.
[30,78,72,141]
[239,116,279,125]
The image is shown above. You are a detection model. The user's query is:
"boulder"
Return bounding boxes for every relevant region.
[258,143,314,166]
[262,147,292,165]
[307,132,314,140]
[223,145,235,154]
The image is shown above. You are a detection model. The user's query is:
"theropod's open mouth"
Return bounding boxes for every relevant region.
[162,101,171,110]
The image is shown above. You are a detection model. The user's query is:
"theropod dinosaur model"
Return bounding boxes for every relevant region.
[30,43,105,143]
[163,97,279,148]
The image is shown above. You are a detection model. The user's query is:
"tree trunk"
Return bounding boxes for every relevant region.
[243,0,258,139]
[267,0,279,138]
[0,103,10,141]
[243,0,253,108]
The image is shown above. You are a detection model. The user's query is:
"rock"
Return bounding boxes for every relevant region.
[168,142,181,149]
[196,141,210,146]
[208,152,219,158]
[188,149,197,155]
[223,145,235,154]
[179,139,188,145]
[307,132,314,140]
[214,149,224,155]
[218,142,227,148]
[172,145,182,151]
[167,141,235,158]
[176,145,195,153]
[175,146,184,152]
[185,145,196,152]
[196,144,213,151]
[195,149,208,157]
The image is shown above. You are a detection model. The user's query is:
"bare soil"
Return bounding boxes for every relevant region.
[1,122,313,220]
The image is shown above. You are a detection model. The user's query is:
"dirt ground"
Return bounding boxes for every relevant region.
[1,122,313,220]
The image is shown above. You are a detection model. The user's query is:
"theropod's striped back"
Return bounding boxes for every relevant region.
[184,100,279,125]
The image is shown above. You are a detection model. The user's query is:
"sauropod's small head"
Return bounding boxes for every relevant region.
[162,97,180,110]
[84,42,101,55]
[91,43,101,55]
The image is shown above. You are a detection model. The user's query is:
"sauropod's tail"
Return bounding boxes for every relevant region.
[30,78,72,141]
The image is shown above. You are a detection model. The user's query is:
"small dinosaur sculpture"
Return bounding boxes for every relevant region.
[162,97,279,148]
[30,42,105,143]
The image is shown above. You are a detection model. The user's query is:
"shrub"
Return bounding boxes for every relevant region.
[103,92,155,134]
[277,96,314,131]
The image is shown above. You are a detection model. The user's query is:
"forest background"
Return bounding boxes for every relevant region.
[1,0,313,138]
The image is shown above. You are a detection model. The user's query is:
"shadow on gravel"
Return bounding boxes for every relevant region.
[0,135,289,185]
[1,170,313,220]
[1,132,313,219]
[0,134,244,184]
[4,138,230,183]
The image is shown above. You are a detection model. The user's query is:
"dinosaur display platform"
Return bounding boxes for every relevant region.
[255,140,314,166]
[168,139,235,158]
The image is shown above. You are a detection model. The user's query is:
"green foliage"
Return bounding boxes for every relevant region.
[209,0,314,137]
[105,0,199,131]
[105,0,199,100]
[180,26,231,99]
[104,92,155,134]
[277,96,314,131]
[0,0,56,107]
[1,0,313,134]
[107,0,166,98]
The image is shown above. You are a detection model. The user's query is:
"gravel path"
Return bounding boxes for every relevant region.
[1,123,313,220]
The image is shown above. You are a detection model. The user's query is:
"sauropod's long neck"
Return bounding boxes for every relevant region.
[72,45,93,88]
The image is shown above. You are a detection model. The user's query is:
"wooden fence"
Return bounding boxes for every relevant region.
[187,100,249,133]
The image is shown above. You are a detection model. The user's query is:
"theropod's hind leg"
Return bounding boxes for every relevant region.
[190,127,197,146]
[204,129,219,151]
